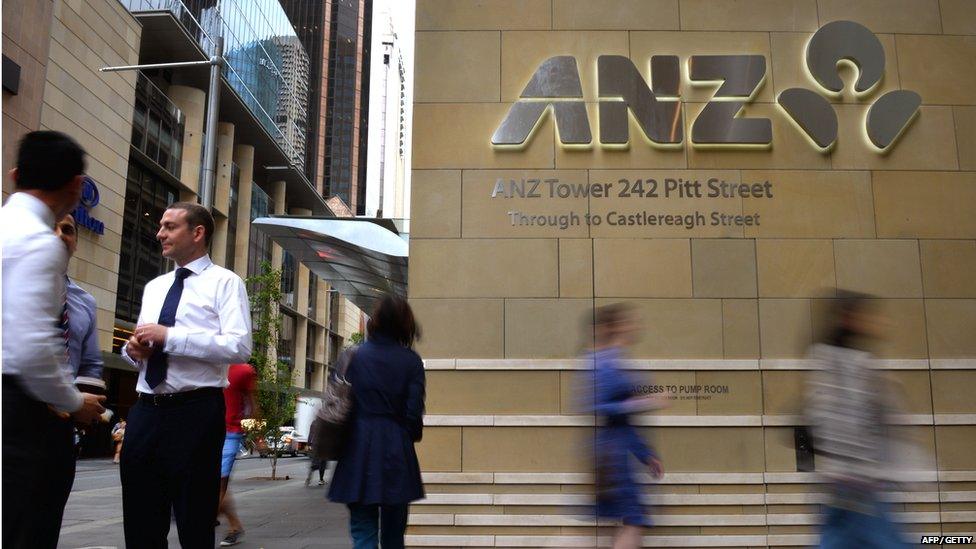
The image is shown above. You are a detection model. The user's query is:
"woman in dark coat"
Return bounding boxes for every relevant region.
[328,295,425,549]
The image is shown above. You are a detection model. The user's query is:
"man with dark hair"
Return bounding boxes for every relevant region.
[121,201,252,547]
[55,213,106,386]
[2,131,106,549]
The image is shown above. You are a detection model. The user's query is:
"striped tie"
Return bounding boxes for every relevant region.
[60,292,70,359]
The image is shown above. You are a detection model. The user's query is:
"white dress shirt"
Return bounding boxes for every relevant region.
[122,254,252,394]
[0,193,83,412]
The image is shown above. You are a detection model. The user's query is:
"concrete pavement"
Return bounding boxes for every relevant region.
[59,456,351,548]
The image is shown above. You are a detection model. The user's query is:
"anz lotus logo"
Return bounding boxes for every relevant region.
[492,21,919,153]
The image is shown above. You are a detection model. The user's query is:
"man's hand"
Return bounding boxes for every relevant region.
[134,323,168,349]
[71,393,106,424]
[648,457,664,480]
[125,335,152,362]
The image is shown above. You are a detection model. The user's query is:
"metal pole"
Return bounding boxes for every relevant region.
[200,36,223,210]
[99,60,214,72]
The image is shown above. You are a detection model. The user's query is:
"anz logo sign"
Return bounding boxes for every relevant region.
[491,21,920,153]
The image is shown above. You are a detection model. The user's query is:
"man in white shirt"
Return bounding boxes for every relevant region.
[1,131,107,549]
[121,201,252,548]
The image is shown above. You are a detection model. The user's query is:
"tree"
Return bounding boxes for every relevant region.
[247,261,298,480]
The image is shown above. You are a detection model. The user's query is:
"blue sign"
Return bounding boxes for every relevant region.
[75,176,105,235]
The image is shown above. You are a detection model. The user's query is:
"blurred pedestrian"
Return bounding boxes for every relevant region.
[111,419,126,464]
[328,295,425,549]
[588,303,665,549]
[306,419,329,487]
[219,362,258,546]
[120,202,252,548]
[2,131,106,549]
[805,291,907,549]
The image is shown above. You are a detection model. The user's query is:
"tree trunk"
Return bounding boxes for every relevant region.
[271,453,278,480]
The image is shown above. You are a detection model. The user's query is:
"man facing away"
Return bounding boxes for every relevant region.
[1,131,106,549]
[121,201,252,548]
[219,362,258,546]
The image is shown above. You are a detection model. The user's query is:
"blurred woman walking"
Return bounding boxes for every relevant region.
[588,303,667,549]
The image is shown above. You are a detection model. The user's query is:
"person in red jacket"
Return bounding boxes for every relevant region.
[218,363,258,546]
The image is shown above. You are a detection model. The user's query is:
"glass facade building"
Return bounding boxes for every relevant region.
[123,0,309,169]
[281,0,373,213]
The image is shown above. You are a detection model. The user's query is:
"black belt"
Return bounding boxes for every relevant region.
[138,387,222,407]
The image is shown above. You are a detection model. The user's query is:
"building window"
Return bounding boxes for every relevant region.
[305,323,317,390]
[307,273,318,318]
[247,183,274,279]
[281,251,297,308]
[114,160,180,326]
[131,73,185,178]
[279,312,296,369]
[225,163,240,272]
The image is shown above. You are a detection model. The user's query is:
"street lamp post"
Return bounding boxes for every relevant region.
[101,37,225,210]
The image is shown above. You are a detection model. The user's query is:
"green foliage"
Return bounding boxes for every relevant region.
[246,260,298,479]
[350,331,364,345]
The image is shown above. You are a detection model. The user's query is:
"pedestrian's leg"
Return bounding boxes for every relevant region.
[612,525,641,549]
[319,463,326,483]
[219,477,245,533]
[348,503,380,549]
[121,401,171,549]
[2,382,73,549]
[860,501,909,549]
[171,393,224,549]
[218,432,245,533]
[818,506,857,549]
[379,504,409,549]
[39,418,76,548]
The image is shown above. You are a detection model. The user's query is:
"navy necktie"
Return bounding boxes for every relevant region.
[145,268,192,389]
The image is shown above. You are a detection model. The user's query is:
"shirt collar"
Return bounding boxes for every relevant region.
[7,192,57,228]
[179,254,213,276]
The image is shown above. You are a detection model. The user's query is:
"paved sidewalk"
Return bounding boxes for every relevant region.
[59,456,350,548]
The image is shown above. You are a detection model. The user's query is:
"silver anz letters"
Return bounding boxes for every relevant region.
[491,21,921,153]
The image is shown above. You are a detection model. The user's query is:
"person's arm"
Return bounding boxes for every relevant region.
[3,237,83,413]
[245,367,260,419]
[591,369,632,418]
[164,276,252,364]
[625,426,656,464]
[405,356,426,442]
[121,285,150,368]
[76,294,104,380]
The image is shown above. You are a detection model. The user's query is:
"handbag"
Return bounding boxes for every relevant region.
[310,345,358,461]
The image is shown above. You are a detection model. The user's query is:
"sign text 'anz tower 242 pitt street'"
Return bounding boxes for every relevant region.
[407,1,976,546]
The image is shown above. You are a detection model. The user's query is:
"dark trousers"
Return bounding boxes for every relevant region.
[2,376,76,549]
[347,503,409,549]
[121,388,225,549]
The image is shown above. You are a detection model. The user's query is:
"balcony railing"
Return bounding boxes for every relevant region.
[122,0,308,170]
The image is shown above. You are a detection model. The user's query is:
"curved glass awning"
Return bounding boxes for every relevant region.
[251,216,408,312]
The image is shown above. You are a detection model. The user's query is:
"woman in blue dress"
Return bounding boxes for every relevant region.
[588,303,666,549]
[328,295,425,549]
